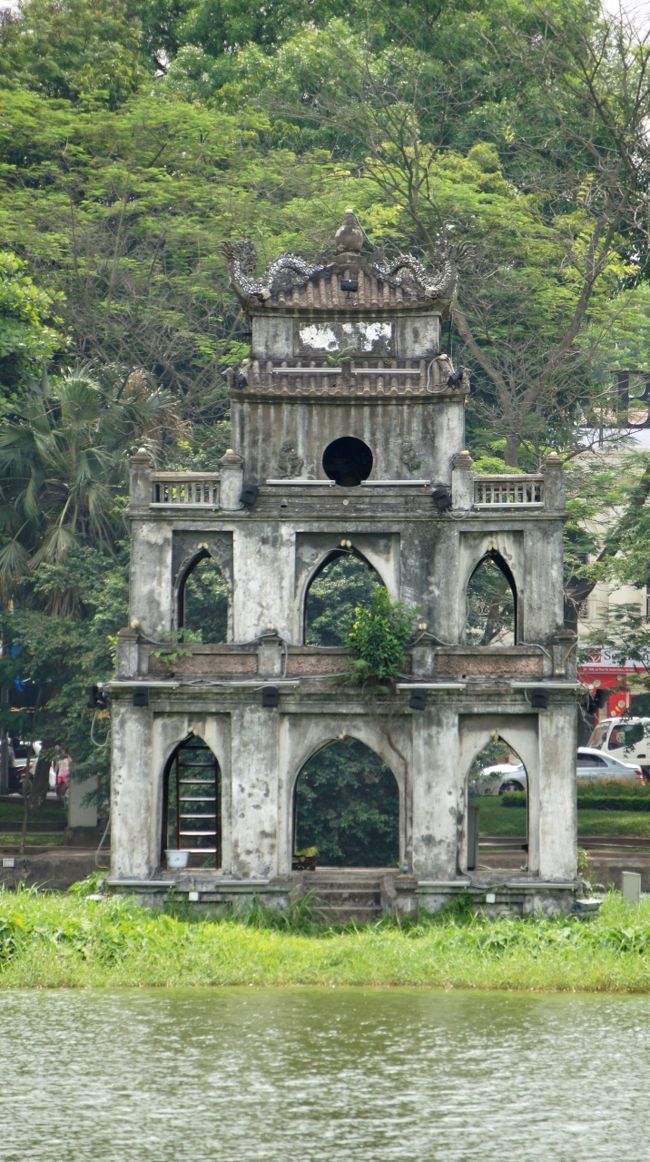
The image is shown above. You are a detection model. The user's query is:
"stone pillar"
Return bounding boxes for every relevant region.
[219,448,244,511]
[543,452,565,511]
[536,702,577,881]
[551,630,578,679]
[258,631,284,677]
[411,706,459,877]
[129,447,154,506]
[130,520,174,637]
[451,449,474,510]
[115,627,140,678]
[229,705,280,878]
[110,698,157,879]
[410,638,436,678]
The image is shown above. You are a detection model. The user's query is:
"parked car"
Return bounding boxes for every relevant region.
[5,740,59,794]
[472,761,527,795]
[587,717,650,781]
[8,739,42,793]
[575,746,643,785]
[474,747,643,796]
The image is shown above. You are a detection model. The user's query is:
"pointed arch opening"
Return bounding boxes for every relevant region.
[465,551,517,646]
[162,734,222,869]
[304,550,383,646]
[293,737,399,867]
[467,736,528,872]
[178,550,228,642]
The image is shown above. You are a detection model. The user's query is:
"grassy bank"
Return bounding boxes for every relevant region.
[2,885,650,992]
[477,796,650,838]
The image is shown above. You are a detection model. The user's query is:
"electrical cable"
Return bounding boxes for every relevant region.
[90,708,111,749]
[94,813,110,869]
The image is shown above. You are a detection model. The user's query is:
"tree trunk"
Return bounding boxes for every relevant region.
[504,434,520,468]
[18,753,52,855]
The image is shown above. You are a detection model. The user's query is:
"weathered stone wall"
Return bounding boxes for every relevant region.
[111,219,579,911]
[108,686,578,887]
[231,397,466,485]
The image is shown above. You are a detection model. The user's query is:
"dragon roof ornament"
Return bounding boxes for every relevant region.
[222,240,324,307]
[224,214,458,308]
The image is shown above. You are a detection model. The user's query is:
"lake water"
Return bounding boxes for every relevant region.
[1,987,647,1161]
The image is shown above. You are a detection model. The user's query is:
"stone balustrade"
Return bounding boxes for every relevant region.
[150,472,221,506]
[132,462,561,513]
[473,475,544,507]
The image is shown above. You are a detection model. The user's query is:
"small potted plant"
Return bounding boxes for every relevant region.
[292,846,318,870]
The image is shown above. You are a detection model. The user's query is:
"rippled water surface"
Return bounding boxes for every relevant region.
[1,987,648,1161]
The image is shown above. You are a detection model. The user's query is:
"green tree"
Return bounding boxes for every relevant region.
[347,586,415,684]
[0,365,178,607]
[0,546,128,798]
[295,737,399,866]
[207,4,649,464]
[305,553,380,647]
[0,251,64,404]
[0,86,353,427]
[0,0,149,108]
[582,603,650,686]
[181,556,228,642]
[563,453,650,629]
[465,557,516,647]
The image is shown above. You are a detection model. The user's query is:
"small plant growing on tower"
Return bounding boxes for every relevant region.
[346,586,415,685]
[150,628,203,674]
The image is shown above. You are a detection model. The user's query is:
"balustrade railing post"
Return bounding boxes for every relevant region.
[543,452,564,510]
[451,449,474,510]
[219,448,244,510]
[130,447,154,506]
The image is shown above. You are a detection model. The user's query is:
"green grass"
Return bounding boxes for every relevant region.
[0,834,67,847]
[577,813,650,838]
[0,799,67,847]
[476,796,650,839]
[476,799,526,835]
[0,800,66,826]
[3,885,650,992]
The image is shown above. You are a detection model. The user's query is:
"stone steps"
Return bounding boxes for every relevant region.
[298,869,385,925]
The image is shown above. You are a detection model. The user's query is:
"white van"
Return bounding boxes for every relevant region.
[587,717,650,780]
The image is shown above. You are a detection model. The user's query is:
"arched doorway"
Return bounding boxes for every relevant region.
[304,550,382,645]
[465,551,517,645]
[178,551,228,642]
[162,734,222,868]
[468,736,528,872]
[294,737,399,867]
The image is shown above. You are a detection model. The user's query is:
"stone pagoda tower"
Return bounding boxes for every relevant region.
[108,213,579,915]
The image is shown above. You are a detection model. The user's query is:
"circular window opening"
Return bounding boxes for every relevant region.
[322,437,373,486]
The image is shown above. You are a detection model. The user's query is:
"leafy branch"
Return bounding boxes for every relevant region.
[346,587,415,686]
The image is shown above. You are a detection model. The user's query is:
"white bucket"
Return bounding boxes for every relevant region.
[166,849,190,869]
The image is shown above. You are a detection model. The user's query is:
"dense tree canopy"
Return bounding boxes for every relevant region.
[1,0,649,813]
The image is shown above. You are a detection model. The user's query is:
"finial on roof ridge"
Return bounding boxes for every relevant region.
[335,210,363,254]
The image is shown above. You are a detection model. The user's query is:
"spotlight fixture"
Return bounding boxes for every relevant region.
[409,689,428,711]
[261,686,279,708]
[431,483,452,512]
[87,684,108,710]
[240,485,259,508]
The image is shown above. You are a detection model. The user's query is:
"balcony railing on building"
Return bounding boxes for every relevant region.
[146,471,548,509]
[151,473,221,506]
[473,476,544,507]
